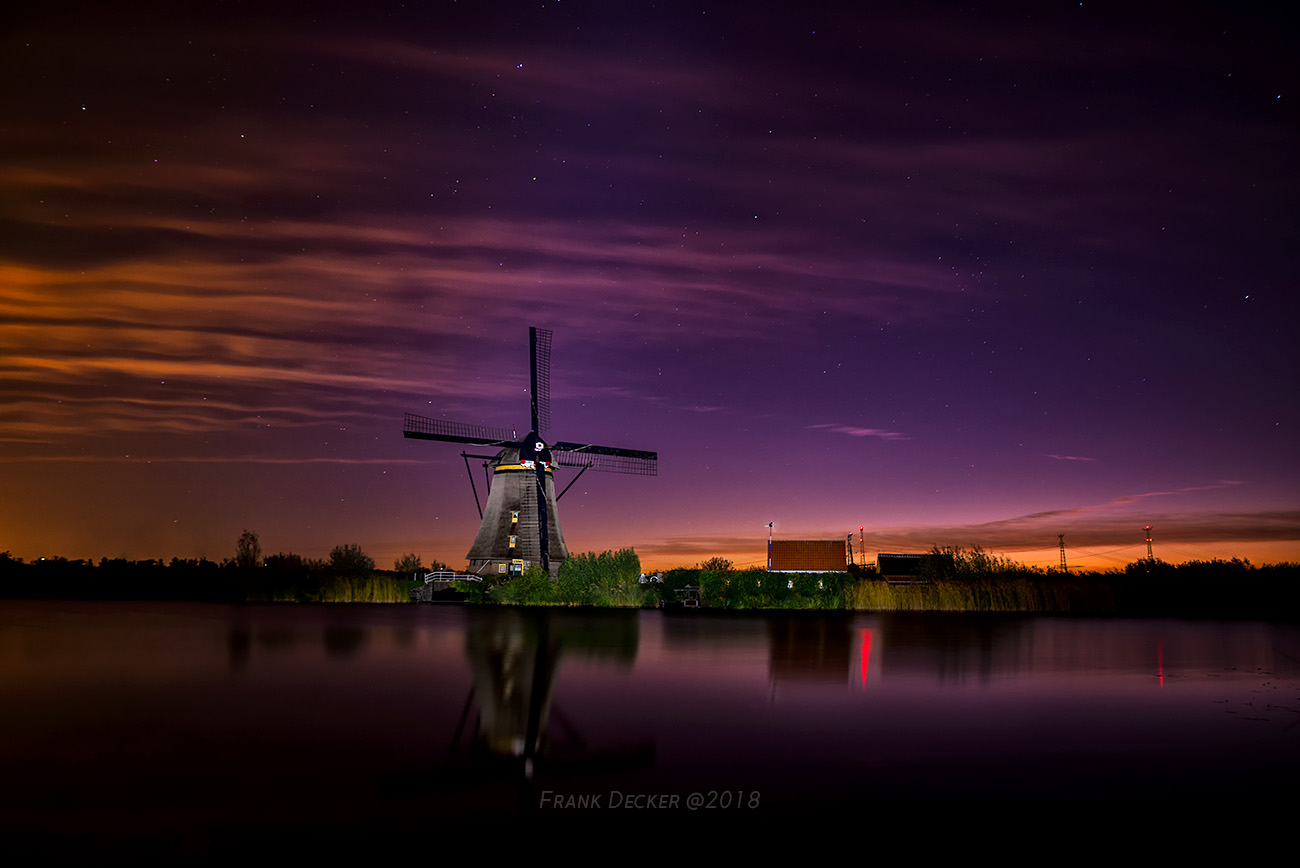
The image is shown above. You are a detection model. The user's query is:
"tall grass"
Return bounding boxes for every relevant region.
[555,549,644,606]
[249,572,414,603]
[843,545,1121,614]
[485,549,648,607]
[848,577,1117,613]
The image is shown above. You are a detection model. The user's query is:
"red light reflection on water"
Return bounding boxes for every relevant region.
[860,628,872,688]
[1158,639,1164,688]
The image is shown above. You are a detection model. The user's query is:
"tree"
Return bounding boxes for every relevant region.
[395,553,424,575]
[700,556,733,572]
[236,530,262,569]
[329,543,375,576]
[264,552,309,571]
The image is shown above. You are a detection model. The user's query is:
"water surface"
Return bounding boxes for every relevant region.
[3,602,1297,853]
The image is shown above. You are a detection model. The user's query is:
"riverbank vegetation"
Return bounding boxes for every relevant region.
[461,549,650,607]
[4,540,1298,618]
[845,548,1300,618]
[646,547,1300,618]
[0,536,419,603]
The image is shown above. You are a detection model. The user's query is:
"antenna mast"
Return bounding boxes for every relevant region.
[1058,533,1067,572]
[1144,525,1154,560]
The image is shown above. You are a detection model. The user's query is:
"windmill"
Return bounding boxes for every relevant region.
[403,327,657,577]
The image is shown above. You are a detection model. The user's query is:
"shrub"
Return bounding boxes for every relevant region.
[496,565,556,605]
[556,549,643,606]
[329,543,375,576]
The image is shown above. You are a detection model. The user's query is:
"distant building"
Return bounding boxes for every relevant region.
[769,539,847,573]
[876,552,935,582]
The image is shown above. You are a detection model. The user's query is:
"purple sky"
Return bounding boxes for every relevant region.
[3,1,1296,570]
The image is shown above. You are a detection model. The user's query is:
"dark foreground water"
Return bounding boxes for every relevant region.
[3,601,1298,856]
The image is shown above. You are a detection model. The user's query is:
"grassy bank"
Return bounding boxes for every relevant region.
[691,568,850,609]
[239,572,414,603]
[0,552,418,603]
[6,549,1297,617]
[458,549,649,607]
[848,576,1117,613]
[654,556,1300,618]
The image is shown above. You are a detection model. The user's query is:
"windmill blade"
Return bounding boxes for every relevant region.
[552,442,658,476]
[403,413,513,446]
[530,327,552,436]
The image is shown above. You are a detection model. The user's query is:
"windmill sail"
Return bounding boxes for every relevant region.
[403,327,656,578]
[552,443,657,476]
[530,327,551,436]
[403,413,513,446]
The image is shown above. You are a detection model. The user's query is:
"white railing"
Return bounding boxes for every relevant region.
[421,570,482,583]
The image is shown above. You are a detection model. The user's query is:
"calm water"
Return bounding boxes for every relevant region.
[4,601,1298,853]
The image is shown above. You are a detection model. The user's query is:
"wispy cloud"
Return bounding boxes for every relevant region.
[635,534,770,564]
[0,455,428,465]
[808,423,909,441]
[942,483,1250,532]
[859,492,1285,555]
[618,504,1300,569]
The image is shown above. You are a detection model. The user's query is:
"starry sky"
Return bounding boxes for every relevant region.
[3,1,1296,571]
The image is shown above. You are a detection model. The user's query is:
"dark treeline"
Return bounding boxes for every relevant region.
[659,552,1300,619]
[1071,558,1300,619]
[0,549,419,603]
[847,552,1300,619]
[4,546,1299,617]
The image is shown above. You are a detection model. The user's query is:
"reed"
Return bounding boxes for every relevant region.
[847,576,1118,613]
[256,572,413,603]
[484,549,646,606]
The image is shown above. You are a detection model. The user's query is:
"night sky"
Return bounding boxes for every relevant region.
[3,1,1296,571]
